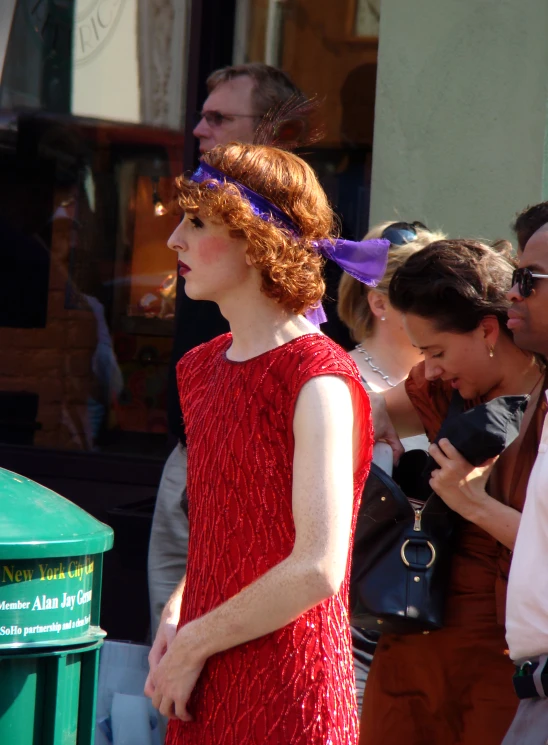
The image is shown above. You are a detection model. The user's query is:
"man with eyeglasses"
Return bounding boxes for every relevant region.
[148,64,305,647]
[501,214,548,745]
[193,63,302,154]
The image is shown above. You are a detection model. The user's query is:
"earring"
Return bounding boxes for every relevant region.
[489,346,495,358]
[381,316,386,321]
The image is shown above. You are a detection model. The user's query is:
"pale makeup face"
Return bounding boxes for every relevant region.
[402,313,499,400]
[507,224,548,357]
[193,77,258,154]
[167,212,253,303]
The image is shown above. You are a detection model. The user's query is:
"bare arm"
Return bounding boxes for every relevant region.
[462,500,520,550]
[383,380,425,438]
[368,380,424,462]
[147,374,358,720]
[429,439,520,549]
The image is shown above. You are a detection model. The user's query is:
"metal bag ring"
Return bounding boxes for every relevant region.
[401,539,436,569]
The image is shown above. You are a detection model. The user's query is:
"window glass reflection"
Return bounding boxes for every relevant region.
[0,0,188,457]
[0,113,182,455]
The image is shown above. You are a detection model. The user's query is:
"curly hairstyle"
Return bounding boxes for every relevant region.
[338,222,446,342]
[388,239,516,337]
[175,143,336,314]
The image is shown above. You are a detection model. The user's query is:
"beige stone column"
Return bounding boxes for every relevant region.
[370,0,548,241]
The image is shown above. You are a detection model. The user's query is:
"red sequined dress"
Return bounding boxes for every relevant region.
[165,332,372,745]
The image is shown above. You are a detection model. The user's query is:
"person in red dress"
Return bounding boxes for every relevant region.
[143,142,389,744]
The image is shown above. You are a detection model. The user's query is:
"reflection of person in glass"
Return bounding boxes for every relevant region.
[84,293,124,443]
[144,142,388,744]
[36,122,124,450]
[49,194,123,448]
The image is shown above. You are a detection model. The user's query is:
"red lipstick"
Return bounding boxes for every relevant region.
[178,261,190,277]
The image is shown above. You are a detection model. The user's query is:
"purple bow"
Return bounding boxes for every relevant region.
[189,162,390,326]
[312,238,389,287]
[303,238,389,326]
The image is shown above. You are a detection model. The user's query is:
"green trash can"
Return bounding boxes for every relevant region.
[0,467,114,745]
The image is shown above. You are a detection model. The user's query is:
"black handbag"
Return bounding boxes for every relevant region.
[350,393,529,635]
[350,453,455,635]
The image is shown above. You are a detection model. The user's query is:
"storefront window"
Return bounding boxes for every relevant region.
[1,0,381,459]
[0,1,187,457]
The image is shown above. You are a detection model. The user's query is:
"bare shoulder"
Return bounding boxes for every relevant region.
[294,375,354,430]
[298,374,353,403]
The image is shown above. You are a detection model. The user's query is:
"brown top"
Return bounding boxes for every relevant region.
[405,361,548,621]
[359,362,548,745]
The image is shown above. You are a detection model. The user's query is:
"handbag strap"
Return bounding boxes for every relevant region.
[446,390,465,420]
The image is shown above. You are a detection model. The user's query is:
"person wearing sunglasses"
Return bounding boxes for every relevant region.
[359,239,547,745]
[500,221,548,745]
[510,266,548,302]
[193,63,303,155]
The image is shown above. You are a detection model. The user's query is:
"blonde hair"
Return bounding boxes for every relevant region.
[338,222,446,342]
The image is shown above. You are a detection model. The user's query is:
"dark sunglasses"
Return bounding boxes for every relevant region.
[511,267,548,298]
[194,110,258,128]
[381,221,429,247]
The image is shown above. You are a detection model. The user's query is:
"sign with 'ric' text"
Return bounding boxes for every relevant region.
[0,555,95,647]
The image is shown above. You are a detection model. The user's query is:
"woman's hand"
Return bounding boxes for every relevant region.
[428,438,520,550]
[149,622,206,721]
[428,438,497,520]
[369,392,405,463]
[144,577,185,700]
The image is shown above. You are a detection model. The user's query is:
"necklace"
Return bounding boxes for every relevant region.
[355,344,397,388]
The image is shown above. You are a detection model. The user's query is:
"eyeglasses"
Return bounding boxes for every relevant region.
[195,110,258,128]
[380,221,428,247]
[511,267,548,298]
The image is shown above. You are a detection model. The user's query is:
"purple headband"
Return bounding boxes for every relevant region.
[190,162,389,325]
[191,162,299,232]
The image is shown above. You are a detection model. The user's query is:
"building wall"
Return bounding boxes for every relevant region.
[370,0,548,240]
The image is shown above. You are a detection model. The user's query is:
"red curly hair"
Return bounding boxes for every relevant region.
[175,143,337,314]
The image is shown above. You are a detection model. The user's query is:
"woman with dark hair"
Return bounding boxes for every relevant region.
[144,142,389,744]
[359,240,548,745]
